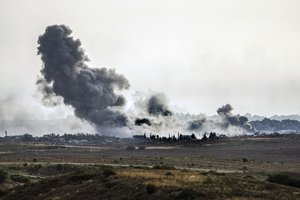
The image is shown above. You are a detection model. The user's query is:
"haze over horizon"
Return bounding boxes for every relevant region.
[1,0,300,123]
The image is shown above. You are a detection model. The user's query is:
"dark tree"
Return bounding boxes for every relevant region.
[191,133,196,140]
[202,133,207,140]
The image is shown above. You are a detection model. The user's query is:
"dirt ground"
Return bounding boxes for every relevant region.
[0,136,299,173]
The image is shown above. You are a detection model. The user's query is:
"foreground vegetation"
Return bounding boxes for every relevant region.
[0,163,299,200]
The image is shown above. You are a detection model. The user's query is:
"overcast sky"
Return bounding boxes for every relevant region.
[0,0,300,120]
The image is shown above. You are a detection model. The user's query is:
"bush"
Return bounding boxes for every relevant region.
[55,164,64,171]
[27,164,42,174]
[152,165,175,170]
[0,189,6,196]
[69,173,94,181]
[10,174,30,183]
[267,174,300,188]
[244,175,254,180]
[138,146,145,150]
[0,169,8,184]
[146,184,157,194]
[126,146,136,151]
[175,189,199,200]
[165,171,174,176]
[200,170,219,176]
[203,176,214,185]
[102,167,116,177]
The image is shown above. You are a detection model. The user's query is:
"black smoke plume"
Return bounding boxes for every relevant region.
[147,95,172,116]
[217,104,251,130]
[37,25,129,129]
[217,104,233,116]
[135,118,151,126]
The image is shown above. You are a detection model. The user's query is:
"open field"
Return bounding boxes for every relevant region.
[0,136,299,199]
[0,136,299,172]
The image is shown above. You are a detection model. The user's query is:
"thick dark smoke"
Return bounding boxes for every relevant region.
[36,25,256,136]
[217,104,251,130]
[217,104,233,116]
[188,118,206,130]
[37,25,130,129]
[147,95,172,116]
[135,118,151,126]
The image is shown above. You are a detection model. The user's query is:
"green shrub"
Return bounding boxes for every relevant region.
[0,169,8,183]
[244,175,254,179]
[27,164,42,174]
[165,171,174,176]
[126,146,135,151]
[267,174,300,188]
[102,167,116,177]
[55,164,64,171]
[203,176,214,185]
[152,165,175,170]
[10,174,30,183]
[0,189,6,196]
[69,173,94,181]
[242,166,248,171]
[175,189,199,200]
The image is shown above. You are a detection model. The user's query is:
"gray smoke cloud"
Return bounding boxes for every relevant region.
[128,92,180,135]
[217,104,252,130]
[36,77,62,106]
[147,94,172,116]
[186,104,253,134]
[35,24,255,137]
[188,118,206,130]
[37,25,130,130]
[217,104,233,116]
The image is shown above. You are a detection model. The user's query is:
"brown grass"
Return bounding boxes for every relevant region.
[118,169,205,188]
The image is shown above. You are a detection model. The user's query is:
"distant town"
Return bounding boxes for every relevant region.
[0,130,298,146]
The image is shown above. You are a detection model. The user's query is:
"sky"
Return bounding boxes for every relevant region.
[0,0,300,121]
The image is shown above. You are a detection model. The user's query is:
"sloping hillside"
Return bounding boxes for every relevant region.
[1,166,299,200]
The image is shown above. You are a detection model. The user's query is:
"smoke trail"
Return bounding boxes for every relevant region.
[147,94,172,116]
[37,25,130,129]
